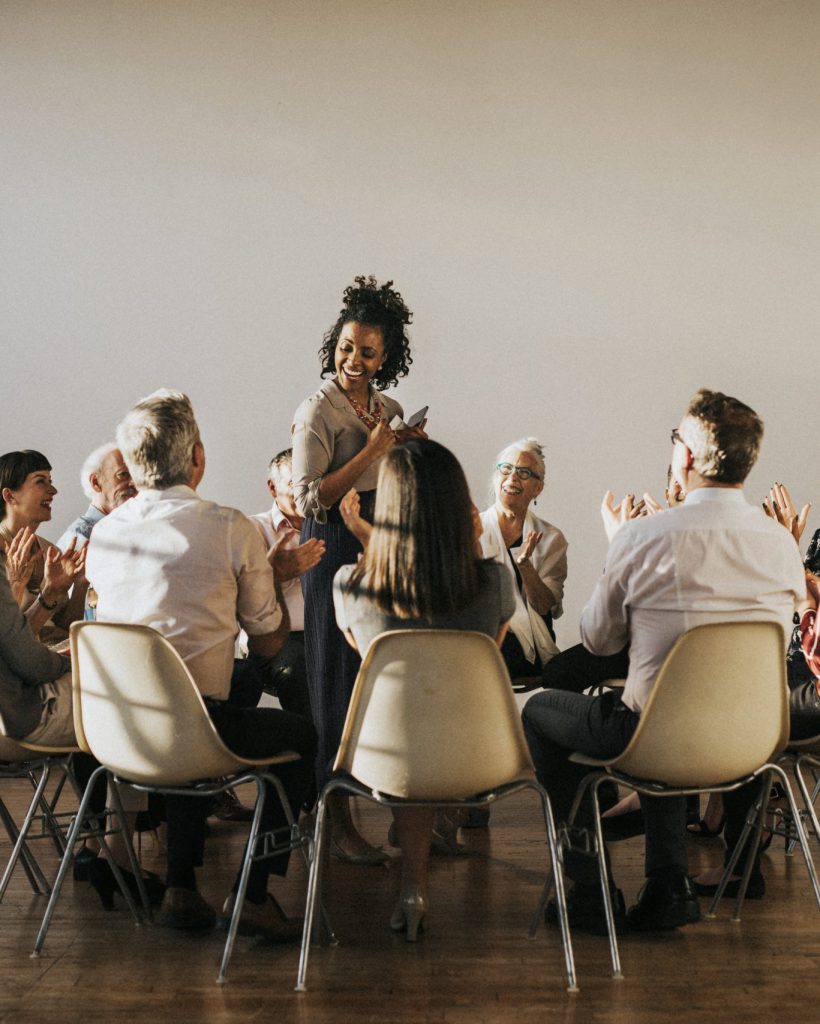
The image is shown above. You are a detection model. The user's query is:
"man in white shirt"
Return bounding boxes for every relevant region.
[87,389,316,938]
[523,389,804,933]
[244,448,324,723]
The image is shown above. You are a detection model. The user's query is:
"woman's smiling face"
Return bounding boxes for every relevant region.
[334,322,385,398]
[4,468,57,526]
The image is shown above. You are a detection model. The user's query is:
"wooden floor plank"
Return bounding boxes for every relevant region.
[0,778,818,1022]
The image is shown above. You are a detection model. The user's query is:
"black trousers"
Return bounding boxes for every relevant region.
[723,669,820,874]
[165,697,316,901]
[522,688,687,885]
[539,642,631,694]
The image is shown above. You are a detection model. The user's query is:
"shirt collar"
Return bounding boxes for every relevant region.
[683,486,746,506]
[320,376,378,411]
[270,502,289,529]
[86,504,107,524]
[135,484,200,502]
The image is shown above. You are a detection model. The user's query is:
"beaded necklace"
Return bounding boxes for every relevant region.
[335,379,383,430]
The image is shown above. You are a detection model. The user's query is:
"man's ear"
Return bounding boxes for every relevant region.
[267,479,277,500]
[192,440,205,468]
[89,472,103,495]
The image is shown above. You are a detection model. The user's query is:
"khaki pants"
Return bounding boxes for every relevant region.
[24,673,144,812]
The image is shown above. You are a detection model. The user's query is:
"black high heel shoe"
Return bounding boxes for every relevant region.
[87,858,165,910]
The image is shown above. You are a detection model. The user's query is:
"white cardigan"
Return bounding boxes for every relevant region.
[479,506,568,667]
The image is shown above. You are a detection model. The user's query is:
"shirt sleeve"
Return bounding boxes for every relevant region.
[0,573,68,685]
[233,515,283,637]
[579,529,631,655]
[291,395,336,522]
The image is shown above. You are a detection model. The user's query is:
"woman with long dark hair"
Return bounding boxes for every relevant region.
[333,439,515,939]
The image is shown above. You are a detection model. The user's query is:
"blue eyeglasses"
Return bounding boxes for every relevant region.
[496,463,541,481]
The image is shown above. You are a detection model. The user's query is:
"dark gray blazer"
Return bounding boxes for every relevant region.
[0,571,68,738]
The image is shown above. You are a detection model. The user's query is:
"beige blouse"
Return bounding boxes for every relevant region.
[291,378,403,522]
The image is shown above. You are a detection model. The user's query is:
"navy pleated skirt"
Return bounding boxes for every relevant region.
[300,491,375,789]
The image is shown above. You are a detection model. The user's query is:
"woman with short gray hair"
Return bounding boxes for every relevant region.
[479,437,567,679]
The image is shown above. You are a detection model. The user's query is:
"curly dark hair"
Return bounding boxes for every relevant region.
[319,275,413,390]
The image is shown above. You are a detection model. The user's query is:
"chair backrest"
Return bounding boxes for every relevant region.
[70,621,245,785]
[334,629,535,799]
[612,621,789,786]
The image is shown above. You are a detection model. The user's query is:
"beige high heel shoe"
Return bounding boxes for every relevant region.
[389,885,429,941]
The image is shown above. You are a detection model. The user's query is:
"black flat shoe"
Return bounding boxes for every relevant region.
[692,872,765,900]
[626,875,700,931]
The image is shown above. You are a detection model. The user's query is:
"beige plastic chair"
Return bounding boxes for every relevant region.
[0,723,80,901]
[295,629,577,993]
[560,621,820,979]
[32,620,307,985]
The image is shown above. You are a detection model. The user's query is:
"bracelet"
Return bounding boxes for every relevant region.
[37,591,59,611]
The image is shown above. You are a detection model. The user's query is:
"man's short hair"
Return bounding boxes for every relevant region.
[116,389,199,490]
[267,448,292,483]
[80,442,118,500]
[683,388,763,485]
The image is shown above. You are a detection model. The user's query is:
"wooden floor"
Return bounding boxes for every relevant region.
[1,779,818,1024]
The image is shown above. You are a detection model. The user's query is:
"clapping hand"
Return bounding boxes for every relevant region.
[339,488,373,548]
[601,491,641,542]
[267,536,325,581]
[2,527,42,602]
[42,537,85,601]
[516,530,543,568]
[762,482,810,543]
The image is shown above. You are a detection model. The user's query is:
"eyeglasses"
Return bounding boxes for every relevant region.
[496,463,542,481]
[670,428,683,446]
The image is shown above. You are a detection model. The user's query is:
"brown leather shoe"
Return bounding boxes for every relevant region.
[211,787,254,822]
[157,887,217,930]
[220,892,303,942]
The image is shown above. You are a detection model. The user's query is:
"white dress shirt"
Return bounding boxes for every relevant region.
[479,506,567,665]
[249,504,304,631]
[87,485,282,700]
[580,487,805,712]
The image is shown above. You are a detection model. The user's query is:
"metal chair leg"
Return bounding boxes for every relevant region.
[532,783,577,992]
[32,764,108,957]
[295,790,330,992]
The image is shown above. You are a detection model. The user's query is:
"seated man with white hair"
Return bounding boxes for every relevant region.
[245,447,324,723]
[56,443,136,551]
[87,389,316,937]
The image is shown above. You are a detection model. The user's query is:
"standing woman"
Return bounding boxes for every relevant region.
[479,438,567,679]
[292,276,419,861]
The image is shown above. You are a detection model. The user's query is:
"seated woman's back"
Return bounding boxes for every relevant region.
[333,438,515,655]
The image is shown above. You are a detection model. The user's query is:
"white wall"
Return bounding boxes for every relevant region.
[3,0,819,644]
